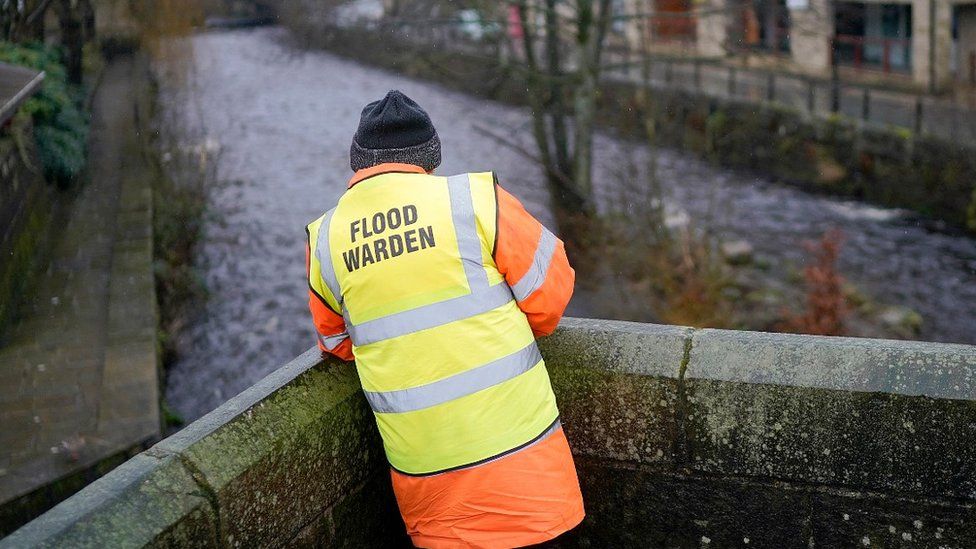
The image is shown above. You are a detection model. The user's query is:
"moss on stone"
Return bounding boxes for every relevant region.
[0,455,217,548]
[150,353,388,548]
[0,120,54,338]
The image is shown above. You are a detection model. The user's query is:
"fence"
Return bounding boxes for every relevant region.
[357,16,976,145]
[602,47,976,145]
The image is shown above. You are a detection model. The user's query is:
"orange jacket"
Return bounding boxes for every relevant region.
[306,163,582,548]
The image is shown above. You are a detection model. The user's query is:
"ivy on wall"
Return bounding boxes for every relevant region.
[0,42,89,185]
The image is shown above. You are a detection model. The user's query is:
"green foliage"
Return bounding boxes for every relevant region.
[0,41,89,183]
[160,400,185,428]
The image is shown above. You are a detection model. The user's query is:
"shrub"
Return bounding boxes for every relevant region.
[0,42,89,184]
[598,142,732,327]
[778,229,847,336]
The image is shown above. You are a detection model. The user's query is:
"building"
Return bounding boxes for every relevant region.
[622,0,976,91]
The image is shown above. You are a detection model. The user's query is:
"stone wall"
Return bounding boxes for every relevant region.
[0,116,54,336]
[605,85,976,231]
[545,319,976,547]
[4,319,974,547]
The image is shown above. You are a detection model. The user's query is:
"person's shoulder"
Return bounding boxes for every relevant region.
[464,171,497,188]
[306,206,338,234]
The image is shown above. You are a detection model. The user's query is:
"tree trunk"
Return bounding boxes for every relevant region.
[511,0,614,257]
[572,62,597,213]
[544,0,571,178]
[54,0,84,84]
[570,0,611,217]
[8,0,51,43]
[79,0,96,42]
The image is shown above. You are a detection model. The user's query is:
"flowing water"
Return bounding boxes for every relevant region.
[162,27,976,422]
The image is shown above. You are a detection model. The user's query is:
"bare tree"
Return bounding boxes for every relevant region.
[52,0,84,84]
[512,0,613,246]
[0,0,54,43]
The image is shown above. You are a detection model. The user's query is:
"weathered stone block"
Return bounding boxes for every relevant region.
[809,489,976,548]
[541,319,688,464]
[543,319,689,378]
[152,347,386,548]
[0,454,217,548]
[685,329,976,499]
[568,459,811,548]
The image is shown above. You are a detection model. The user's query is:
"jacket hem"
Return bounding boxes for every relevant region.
[408,507,585,549]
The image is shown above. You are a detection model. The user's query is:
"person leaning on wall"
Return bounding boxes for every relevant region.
[305,89,584,548]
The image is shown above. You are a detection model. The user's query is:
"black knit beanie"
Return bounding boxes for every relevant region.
[350,90,441,172]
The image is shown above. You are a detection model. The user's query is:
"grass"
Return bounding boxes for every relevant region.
[145,108,214,366]
[130,57,212,367]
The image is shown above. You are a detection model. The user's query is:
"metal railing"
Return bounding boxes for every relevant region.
[601,48,976,145]
[0,62,44,126]
[362,18,976,146]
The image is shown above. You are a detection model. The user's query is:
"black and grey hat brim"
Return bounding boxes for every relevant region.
[350,133,442,172]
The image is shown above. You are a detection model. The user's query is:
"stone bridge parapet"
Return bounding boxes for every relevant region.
[3,318,974,547]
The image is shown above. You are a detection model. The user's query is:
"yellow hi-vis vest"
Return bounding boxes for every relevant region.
[307,171,560,475]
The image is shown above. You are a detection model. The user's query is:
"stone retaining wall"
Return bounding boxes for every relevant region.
[3,319,974,547]
[0,116,54,336]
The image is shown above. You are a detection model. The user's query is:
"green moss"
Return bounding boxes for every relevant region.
[0,165,53,337]
[891,126,913,140]
[704,109,727,158]
[161,401,185,429]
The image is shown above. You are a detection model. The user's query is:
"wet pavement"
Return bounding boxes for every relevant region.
[162,27,976,422]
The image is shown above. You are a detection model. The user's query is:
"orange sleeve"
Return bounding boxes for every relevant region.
[493,183,575,337]
[306,240,354,361]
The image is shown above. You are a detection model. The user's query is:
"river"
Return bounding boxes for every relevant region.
[161,27,976,422]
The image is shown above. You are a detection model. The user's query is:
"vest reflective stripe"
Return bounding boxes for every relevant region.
[318,331,348,351]
[314,207,343,308]
[447,174,489,290]
[348,282,512,346]
[511,227,558,302]
[316,173,515,346]
[364,342,542,413]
